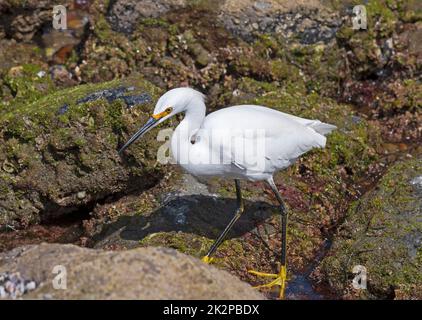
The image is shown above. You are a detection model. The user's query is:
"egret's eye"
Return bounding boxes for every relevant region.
[165,107,173,113]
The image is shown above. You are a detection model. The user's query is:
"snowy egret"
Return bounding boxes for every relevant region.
[119,87,336,299]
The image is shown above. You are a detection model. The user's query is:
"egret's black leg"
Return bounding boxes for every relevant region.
[202,179,244,263]
[267,178,288,270]
[248,177,289,299]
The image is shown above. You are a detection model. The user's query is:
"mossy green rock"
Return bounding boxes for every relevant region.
[0,77,165,227]
[321,157,422,299]
[0,64,55,108]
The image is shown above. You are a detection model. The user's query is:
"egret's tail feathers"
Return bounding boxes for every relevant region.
[314,133,327,148]
[308,121,337,136]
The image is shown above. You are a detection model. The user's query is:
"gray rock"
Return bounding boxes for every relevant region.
[0,243,265,299]
[217,0,341,43]
[107,0,188,34]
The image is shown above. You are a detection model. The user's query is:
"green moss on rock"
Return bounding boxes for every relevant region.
[0,77,165,227]
[1,64,55,111]
[321,157,422,299]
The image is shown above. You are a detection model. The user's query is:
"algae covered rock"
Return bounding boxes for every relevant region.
[0,78,165,228]
[0,243,264,299]
[85,75,382,299]
[0,64,56,107]
[336,0,422,123]
[321,157,422,299]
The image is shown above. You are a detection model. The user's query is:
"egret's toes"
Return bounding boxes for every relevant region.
[248,265,287,299]
[201,255,214,264]
[252,277,281,289]
[248,270,278,278]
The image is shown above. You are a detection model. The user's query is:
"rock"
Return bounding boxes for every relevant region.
[0,0,73,42]
[107,0,188,33]
[105,0,340,44]
[90,173,272,251]
[321,158,422,299]
[0,0,90,68]
[411,176,422,189]
[0,39,48,87]
[76,191,86,200]
[218,0,340,43]
[0,77,164,228]
[36,71,46,78]
[182,30,212,67]
[49,65,75,86]
[0,243,264,299]
[333,1,421,145]
[0,271,37,299]
[1,64,56,105]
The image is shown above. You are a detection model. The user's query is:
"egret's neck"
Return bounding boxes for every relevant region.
[171,99,206,164]
[176,100,206,139]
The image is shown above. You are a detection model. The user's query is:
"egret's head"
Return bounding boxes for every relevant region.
[118,87,204,154]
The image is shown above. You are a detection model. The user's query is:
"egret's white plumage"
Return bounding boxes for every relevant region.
[119,87,336,299]
[156,88,336,181]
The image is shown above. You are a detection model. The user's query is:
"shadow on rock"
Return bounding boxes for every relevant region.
[91,194,276,248]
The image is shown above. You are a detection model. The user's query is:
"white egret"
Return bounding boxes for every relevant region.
[119,87,336,299]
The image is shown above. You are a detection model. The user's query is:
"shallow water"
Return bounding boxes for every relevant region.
[286,274,325,300]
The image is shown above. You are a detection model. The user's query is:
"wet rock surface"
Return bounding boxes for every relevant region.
[0,243,264,299]
[73,86,151,107]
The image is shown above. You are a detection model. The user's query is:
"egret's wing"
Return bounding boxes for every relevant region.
[275,112,337,135]
[201,105,328,173]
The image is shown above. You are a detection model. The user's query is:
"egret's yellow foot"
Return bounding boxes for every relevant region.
[201,255,214,264]
[248,265,287,299]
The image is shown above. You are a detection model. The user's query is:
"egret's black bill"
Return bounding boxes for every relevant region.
[118,117,157,154]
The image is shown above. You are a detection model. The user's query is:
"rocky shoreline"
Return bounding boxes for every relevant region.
[0,0,420,299]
